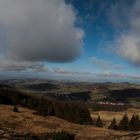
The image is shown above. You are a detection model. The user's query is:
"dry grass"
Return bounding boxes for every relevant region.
[0,105,132,140]
[91,108,140,127]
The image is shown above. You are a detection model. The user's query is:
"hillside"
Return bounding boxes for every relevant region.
[0,105,133,140]
[1,82,140,139]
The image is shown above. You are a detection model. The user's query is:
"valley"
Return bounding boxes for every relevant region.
[1,80,140,139]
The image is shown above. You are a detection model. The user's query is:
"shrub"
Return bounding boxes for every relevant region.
[13,106,19,112]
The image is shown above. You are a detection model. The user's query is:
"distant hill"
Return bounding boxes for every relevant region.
[24,82,59,91]
[109,88,140,102]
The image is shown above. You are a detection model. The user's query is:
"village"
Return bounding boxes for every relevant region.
[96,101,125,106]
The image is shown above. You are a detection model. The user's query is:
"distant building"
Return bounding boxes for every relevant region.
[96,101,125,106]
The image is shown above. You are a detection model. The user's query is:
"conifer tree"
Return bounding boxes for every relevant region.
[118,114,129,131]
[95,116,103,127]
[129,114,135,131]
[129,115,140,131]
[108,117,118,130]
[135,115,140,131]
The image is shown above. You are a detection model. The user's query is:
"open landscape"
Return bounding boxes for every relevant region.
[0,80,140,139]
[0,0,140,139]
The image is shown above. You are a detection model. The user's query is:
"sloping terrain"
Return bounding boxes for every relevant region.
[0,105,139,140]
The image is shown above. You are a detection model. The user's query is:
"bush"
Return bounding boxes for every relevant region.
[39,131,75,140]
[13,106,19,112]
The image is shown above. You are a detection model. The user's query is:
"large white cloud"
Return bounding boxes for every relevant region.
[119,0,140,66]
[0,0,84,70]
[109,0,140,66]
[119,34,140,66]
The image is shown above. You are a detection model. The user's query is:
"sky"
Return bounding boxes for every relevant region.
[0,0,140,83]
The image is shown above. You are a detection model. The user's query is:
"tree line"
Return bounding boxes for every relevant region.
[38,131,75,140]
[91,103,127,112]
[12,131,75,140]
[94,114,140,131]
[109,114,140,131]
[0,85,92,125]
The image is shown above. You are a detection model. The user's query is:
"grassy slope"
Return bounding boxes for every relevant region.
[0,105,129,140]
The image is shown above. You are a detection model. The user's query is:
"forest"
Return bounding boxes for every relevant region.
[0,84,92,125]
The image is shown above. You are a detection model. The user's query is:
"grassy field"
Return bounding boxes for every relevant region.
[90,90,107,101]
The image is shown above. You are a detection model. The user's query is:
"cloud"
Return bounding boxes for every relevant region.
[108,0,140,66]
[91,57,122,69]
[107,0,131,31]
[53,67,91,75]
[0,56,40,71]
[118,0,140,66]
[0,53,50,72]
[97,71,125,78]
[32,64,49,73]
[119,35,140,66]
[52,68,140,82]
[0,0,84,72]
[97,71,140,80]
